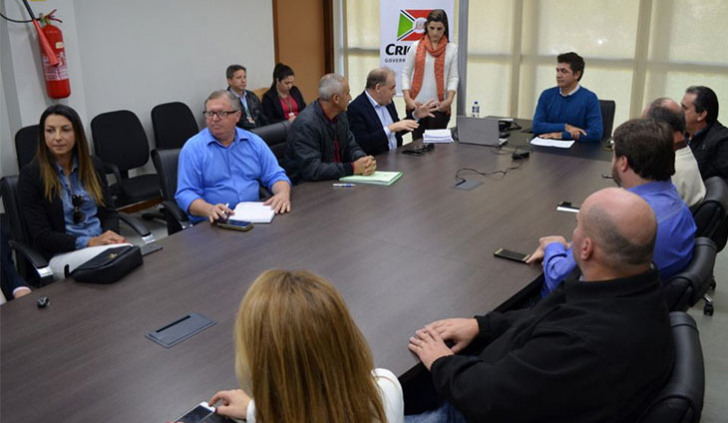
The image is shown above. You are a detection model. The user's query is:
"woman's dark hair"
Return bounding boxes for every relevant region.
[424,9,449,41]
[271,63,295,89]
[36,104,104,205]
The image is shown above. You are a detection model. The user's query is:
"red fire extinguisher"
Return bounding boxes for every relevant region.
[39,10,71,99]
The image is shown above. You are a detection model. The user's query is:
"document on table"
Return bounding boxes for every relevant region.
[229,202,275,223]
[340,171,403,186]
[423,129,453,143]
[530,137,575,149]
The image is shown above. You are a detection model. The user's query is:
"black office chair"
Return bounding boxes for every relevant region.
[663,237,717,315]
[151,149,192,235]
[692,176,728,251]
[637,312,704,423]
[251,120,291,164]
[90,110,161,209]
[151,102,199,150]
[599,99,616,143]
[0,175,155,287]
[14,125,39,170]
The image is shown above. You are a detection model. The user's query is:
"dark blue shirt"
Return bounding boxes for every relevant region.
[176,127,290,223]
[541,181,696,297]
[532,86,603,142]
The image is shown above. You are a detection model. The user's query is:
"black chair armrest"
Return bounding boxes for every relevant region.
[8,239,54,284]
[103,161,122,184]
[118,212,155,244]
[161,201,191,225]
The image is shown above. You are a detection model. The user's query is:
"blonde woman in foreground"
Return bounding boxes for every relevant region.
[209,270,404,422]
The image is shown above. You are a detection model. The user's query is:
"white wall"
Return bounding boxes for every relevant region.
[1,0,275,177]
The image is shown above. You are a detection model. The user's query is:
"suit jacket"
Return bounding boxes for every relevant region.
[262,86,306,124]
[18,157,119,259]
[228,88,267,130]
[347,91,403,156]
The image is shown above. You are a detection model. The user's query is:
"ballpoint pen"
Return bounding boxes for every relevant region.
[333,183,356,188]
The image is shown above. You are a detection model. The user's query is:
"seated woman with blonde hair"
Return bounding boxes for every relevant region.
[209,269,404,422]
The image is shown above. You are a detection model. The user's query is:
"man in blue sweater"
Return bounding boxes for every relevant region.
[532,52,603,142]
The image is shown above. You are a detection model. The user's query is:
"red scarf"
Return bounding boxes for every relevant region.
[409,35,448,103]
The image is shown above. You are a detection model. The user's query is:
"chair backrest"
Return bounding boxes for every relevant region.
[151,148,181,202]
[637,312,704,423]
[251,120,291,163]
[663,237,717,312]
[151,102,199,150]
[692,176,728,251]
[599,99,616,142]
[15,125,39,170]
[90,110,150,174]
[252,86,268,100]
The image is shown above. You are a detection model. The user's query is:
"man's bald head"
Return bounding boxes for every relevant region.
[643,97,686,136]
[574,188,657,276]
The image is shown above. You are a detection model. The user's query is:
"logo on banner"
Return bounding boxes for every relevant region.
[396,9,432,41]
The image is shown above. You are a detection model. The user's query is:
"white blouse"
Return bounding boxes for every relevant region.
[401,40,459,104]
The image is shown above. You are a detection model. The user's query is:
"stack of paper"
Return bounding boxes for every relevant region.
[229,202,275,223]
[340,171,403,186]
[423,129,453,144]
[530,137,575,149]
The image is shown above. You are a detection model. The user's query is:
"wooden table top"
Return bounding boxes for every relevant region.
[0,122,614,422]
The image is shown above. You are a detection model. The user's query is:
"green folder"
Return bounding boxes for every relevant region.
[340,171,403,186]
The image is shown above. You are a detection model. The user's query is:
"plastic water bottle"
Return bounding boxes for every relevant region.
[472,101,480,118]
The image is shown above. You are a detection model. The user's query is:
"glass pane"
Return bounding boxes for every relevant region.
[345,0,381,49]
[649,0,728,64]
[466,60,511,118]
[467,0,513,54]
[527,0,639,58]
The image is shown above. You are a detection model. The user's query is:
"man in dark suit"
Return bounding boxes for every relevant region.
[347,67,437,156]
[226,64,267,130]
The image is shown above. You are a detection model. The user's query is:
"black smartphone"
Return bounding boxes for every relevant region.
[494,248,530,263]
[402,149,423,156]
[557,201,580,213]
[216,219,253,231]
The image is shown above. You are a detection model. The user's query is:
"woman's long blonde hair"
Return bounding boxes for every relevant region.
[36,105,104,205]
[235,270,388,422]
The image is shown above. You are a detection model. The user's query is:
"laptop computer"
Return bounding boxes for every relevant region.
[457,116,503,146]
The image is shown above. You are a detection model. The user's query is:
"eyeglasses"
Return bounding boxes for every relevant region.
[203,110,237,119]
[72,194,86,224]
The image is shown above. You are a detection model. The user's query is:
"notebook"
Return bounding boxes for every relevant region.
[229,202,275,223]
[340,171,403,186]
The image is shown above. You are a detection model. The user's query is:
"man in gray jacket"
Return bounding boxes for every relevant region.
[283,74,376,183]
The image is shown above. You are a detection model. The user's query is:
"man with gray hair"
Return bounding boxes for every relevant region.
[347,67,437,155]
[407,187,674,422]
[643,97,705,207]
[176,90,291,223]
[283,73,376,183]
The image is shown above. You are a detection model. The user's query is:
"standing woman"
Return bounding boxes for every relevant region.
[262,63,306,124]
[401,9,459,141]
[18,104,128,280]
[209,270,404,422]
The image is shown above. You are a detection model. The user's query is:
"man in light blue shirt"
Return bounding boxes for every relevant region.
[528,118,695,297]
[176,90,291,223]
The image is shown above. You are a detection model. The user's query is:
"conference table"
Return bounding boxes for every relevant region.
[0,119,614,422]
